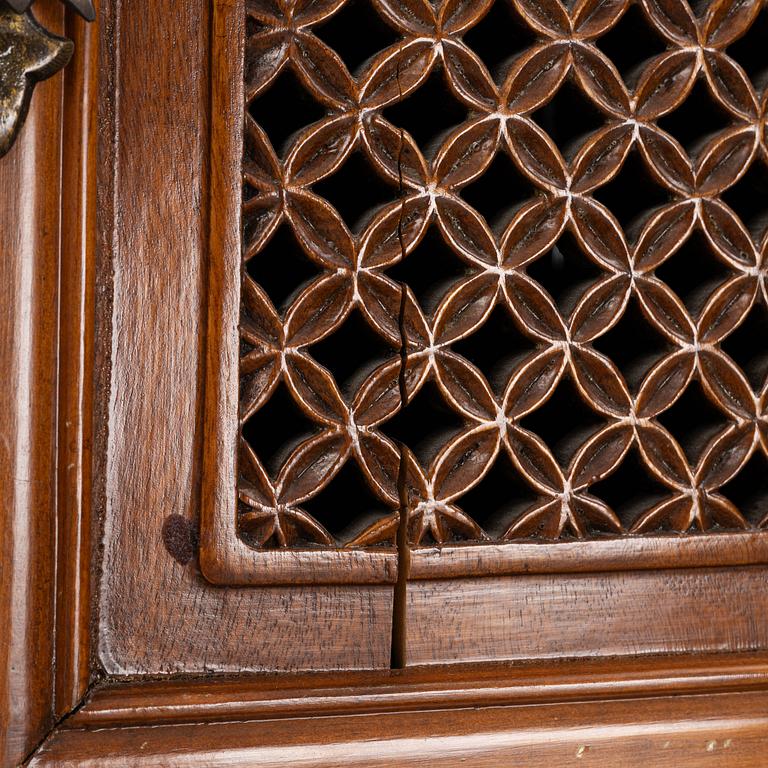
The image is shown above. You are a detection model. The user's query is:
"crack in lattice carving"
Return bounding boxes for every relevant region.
[238,0,768,548]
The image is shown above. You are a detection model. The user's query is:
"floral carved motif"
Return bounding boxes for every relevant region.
[238,0,768,549]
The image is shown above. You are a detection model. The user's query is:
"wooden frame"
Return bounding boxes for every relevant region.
[200,0,768,590]
[200,0,397,586]
[27,654,768,766]
[0,2,97,764]
[4,0,768,765]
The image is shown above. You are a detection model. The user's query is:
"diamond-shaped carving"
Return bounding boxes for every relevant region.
[726,7,768,87]
[453,304,536,394]
[658,79,732,157]
[595,4,667,86]
[248,68,327,156]
[461,150,535,232]
[384,380,466,469]
[531,79,606,159]
[463,0,535,84]
[520,378,605,466]
[313,151,399,232]
[593,297,673,392]
[314,0,399,75]
[386,227,471,315]
[593,151,670,236]
[722,161,768,240]
[246,224,322,312]
[310,309,396,397]
[721,300,768,389]
[241,382,320,476]
[590,447,672,529]
[657,380,731,465]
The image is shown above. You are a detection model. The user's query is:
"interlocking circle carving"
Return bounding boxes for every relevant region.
[237,0,768,549]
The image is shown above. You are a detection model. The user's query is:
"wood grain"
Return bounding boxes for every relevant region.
[409,532,768,579]
[55,3,98,718]
[0,3,65,763]
[406,566,768,666]
[32,690,768,767]
[68,653,768,729]
[95,0,393,675]
[200,0,398,586]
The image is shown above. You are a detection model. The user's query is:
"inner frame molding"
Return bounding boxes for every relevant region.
[201,0,768,586]
[201,0,397,584]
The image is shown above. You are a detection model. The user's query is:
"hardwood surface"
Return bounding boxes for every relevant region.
[409,531,768,578]
[66,653,768,729]
[406,566,768,665]
[55,5,98,719]
[31,688,768,766]
[95,0,393,675]
[0,4,65,763]
[95,0,768,675]
[26,653,768,765]
[2,0,767,764]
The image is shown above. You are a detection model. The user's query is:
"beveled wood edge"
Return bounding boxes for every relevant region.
[30,690,768,767]
[29,654,768,766]
[55,4,99,718]
[409,530,768,579]
[0,3,100,764]
[63,652,768,730]
[198,0,244,583]
[201,545,399,585]
[199,0,398,587]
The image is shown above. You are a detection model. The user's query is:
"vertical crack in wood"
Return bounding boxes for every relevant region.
[390,49,409,669]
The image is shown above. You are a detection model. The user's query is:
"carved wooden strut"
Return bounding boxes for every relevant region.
[0,0,94,158]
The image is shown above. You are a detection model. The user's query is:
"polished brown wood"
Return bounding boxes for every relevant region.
[93,0,768,677]
[64,653,768,729]
[29,656,768,766]
[95,0,393,675]
[0,4,66,763]
[406,566,768,665]
[408,530,768,578]
[54,5,98,718]
[4,0,768,765]
[30,695,768,767]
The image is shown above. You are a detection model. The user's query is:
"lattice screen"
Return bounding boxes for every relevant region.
[237,0,768,549]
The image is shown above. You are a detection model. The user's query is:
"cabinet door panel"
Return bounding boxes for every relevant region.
[2,0,768,764]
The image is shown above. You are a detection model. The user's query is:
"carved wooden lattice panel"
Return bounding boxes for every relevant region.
[202,0,768,584]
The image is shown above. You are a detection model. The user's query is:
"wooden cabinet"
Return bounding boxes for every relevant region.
[3,0,768,764]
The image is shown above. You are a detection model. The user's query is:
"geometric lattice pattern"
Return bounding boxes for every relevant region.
[238,0,768,548]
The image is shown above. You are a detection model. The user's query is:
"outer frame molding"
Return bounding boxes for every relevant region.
[54,1,98,718]
[0,3,97,764]
[30,654,768,767]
